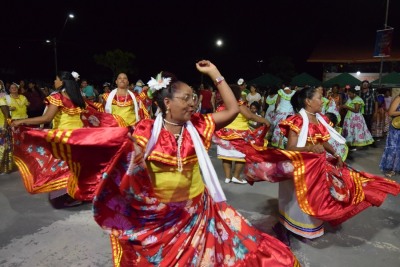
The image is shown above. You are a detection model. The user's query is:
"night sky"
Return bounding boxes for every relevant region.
[1,0,399,86]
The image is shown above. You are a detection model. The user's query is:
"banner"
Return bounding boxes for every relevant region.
[373,28,394,57]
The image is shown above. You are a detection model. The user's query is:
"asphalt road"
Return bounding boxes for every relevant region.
[0,139,399,267]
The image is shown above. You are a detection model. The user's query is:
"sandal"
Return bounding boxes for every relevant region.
[384,171,395,178]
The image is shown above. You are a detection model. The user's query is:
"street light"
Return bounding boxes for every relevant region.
[52,13,75,75]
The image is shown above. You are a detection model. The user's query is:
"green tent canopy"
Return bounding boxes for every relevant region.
[248,73,282,87]
[323,73,362,87]
[371,72,400,87]
[291,72,321,87]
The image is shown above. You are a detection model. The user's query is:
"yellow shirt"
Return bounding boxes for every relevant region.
[52,112,83,129]
[224,112,249,131]
[147,161,204,203]
[111,105,136,126]
[0,97,7,126]
[10,95,29,119]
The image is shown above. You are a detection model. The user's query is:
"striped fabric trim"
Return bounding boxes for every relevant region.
[110,235,123,267]
[279,212,324,239]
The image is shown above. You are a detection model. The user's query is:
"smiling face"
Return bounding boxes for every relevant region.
[164,82,197,123]
[116,73,129,89]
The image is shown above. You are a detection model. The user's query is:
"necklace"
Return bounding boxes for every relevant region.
[305,110,316,116]
[164,119,185,126]
[116,90,128,106]
[163,120,185,172]
[176,126,184,172]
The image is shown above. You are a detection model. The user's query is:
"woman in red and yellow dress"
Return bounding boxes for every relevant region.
[12,71,125,207]
[238,86,400,246]
[214,84,270,184]
[102,73,149,126]
[91,61,299,266]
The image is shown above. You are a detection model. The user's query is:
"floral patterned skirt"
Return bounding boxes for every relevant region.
[342,112,374,147]
[93,142,299,267]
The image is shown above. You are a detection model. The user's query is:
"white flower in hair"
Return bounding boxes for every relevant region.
[71,71,80,80]
[147,72,171,93]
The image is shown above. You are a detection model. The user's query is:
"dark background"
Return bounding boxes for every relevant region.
[1,0,399,86]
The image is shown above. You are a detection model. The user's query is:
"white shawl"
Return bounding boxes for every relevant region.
[297,108,346,147]
[144,114,226,202]
[105,89,140,123]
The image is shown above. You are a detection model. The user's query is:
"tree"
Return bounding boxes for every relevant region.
[94,49,136,80]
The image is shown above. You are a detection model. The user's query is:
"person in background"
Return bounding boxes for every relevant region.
[371,90,387,141]
[248,101,262,131]
[8,83,29,120]
[341,87,374,151]
[246,84,262,107]
[98,82,111,104]
[11,71,122,208]
[215,84,270,184]
[102,73,149,126]
[198,83,215,114]
[24,80,46,118]
[18,80,26,94]
[359,80,377,133]
[237,78,249,103]
[80,79,96,101]
[133,79,144,93]
[380,94,400,178]
[0,81,13,174]
[270,86,295,147]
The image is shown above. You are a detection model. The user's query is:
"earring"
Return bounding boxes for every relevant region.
[166,108,169,114]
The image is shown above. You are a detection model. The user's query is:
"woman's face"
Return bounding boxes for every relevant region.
[306,90,323,113]
[165,82,197,123]
[348,92,355,99]
[54,76,63,89]
[10,84,18,94]
[116,73,129,89]
[250,105,258,113]
[250,86,256,93]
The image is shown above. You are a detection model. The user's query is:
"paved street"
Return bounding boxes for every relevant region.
[0,139,399,267]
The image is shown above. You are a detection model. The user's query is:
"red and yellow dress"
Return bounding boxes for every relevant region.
[13,92,126,201]
[92,113,299,266]
[102,91,149,126]
[213,101,268,162]
[222,114,400,230]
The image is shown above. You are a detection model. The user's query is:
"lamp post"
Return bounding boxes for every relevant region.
[53,13,74,76]
[378,0,390,88]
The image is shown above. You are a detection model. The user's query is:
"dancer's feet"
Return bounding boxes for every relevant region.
[231,177,247,184]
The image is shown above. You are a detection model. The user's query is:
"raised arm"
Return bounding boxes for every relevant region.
[195,60,239,130]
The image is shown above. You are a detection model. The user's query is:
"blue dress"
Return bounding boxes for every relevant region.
[379,103,400,173]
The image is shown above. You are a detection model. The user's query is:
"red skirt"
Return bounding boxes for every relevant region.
[93,140,299,267]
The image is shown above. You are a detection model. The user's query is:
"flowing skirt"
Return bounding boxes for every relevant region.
[342,112,374,147]
[218,135,400,226]
[93,136,299,266]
